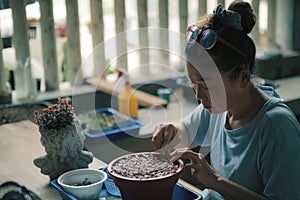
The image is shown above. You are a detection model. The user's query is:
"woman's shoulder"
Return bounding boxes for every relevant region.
[259,98,300,139]
[263,98,298,123]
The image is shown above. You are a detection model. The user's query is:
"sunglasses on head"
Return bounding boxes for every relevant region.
[185,24,248,63]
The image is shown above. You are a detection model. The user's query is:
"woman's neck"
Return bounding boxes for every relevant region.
[226,85,270,129]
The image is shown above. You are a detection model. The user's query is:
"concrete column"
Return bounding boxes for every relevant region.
[65,0,83,85]
[251,0,260,46]
[179,0,188,57]
[179,0,188,34]
[137,0,148,28]
[90,0,106,77]
[11,0,35,98]
[159,0,168,29]
[0,26,11,103]
[275,0,293,51]
[137,0,150,73]
[11,0,30,63]
[159,0,169,67]
[39,0,59,91]
[294,0,300,51]
[0,33,5,93]
[114,0,128,71]
[267,0,276,47]
[198,0,207,18]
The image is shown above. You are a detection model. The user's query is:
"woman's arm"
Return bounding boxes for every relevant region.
[152,104,210,150]
[152,122,196,150]
[171,149,269,200]
[214,176,269,200]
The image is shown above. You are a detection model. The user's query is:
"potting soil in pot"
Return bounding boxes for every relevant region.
[108,152,184,200]
[111,153,179,180]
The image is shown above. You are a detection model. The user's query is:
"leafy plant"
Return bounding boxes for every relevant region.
[34,98,74,130]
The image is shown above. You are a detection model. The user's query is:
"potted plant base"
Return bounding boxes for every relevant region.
[107,152,184,200]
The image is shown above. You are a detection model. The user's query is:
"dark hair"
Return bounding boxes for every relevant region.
[197,1,256,79]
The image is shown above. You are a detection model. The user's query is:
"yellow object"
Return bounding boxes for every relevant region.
[118,82,138,118]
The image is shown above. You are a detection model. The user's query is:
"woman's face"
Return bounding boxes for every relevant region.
[186,63,238,113]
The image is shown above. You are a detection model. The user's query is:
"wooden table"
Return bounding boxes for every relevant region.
[0,120,201,199]
[0,120,105,199]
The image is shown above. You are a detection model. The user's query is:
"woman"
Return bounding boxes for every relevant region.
[152,1,300,199]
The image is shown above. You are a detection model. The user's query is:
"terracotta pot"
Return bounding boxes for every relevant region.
[107,152,184,200]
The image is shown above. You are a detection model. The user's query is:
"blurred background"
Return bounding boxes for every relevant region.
[1,0,299,86]
[0,0,299,117]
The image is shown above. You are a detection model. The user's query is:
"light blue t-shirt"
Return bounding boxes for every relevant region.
[181,98,300,200]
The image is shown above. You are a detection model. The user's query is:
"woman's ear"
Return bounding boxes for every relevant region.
[239,67,251,88]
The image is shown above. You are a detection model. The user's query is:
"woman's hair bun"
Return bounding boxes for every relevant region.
[228,0,256,34]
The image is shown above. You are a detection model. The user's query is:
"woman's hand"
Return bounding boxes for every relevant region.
[152,123,178,149]
[170,148,219,188]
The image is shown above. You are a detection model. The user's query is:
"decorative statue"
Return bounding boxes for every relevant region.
[33,98,93,180]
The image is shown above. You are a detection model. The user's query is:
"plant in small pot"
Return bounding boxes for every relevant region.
[107,152,184,200]
[33,98,93,180]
